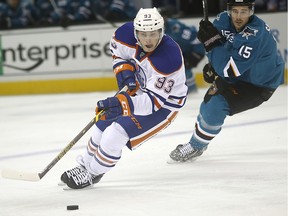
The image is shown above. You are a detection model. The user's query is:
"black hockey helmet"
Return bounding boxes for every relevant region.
[227,0,255,15]
[227,0,255,6]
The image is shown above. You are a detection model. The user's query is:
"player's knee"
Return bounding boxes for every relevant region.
[200,94,229,126]
[100,123,129,156]
[91,125,103,146]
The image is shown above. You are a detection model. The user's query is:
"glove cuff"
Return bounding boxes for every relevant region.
[113,63,135,75]
[116,92,134,115]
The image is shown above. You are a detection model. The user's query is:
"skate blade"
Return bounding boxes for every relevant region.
[58,181,66,186]
[58,182,95,190]
[166,158,180,164]
[166,157,198,164]
[62,185,95,191]
[58,181,70,190]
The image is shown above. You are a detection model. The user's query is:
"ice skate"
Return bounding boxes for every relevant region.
[168,143,205,163]
[60,166,104,189]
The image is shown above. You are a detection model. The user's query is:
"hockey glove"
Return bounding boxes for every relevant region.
[204,76,230,103]
[183,52,205,69]
[96,92,133,120]
[197,20,224,52]
[203,63,217,83]
[114,63,139,95]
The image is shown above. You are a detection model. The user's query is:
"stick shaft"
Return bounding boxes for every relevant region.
[38,117,96,179]
[202,0,209,21]
[49,0,59,11]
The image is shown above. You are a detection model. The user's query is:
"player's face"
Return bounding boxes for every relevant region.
[230,6,251,32]
[136,30,162,52]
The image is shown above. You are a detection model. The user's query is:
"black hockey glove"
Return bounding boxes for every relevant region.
[197,20,224,52]
[183,52,205,69]
[204,77,229,103]
[203,63,217,83]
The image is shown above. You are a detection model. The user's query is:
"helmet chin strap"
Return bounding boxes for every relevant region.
[135,36,145,51]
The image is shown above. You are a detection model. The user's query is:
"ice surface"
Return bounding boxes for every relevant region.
[0,86,287,216]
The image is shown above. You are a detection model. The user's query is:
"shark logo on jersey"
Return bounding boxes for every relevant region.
[240,26,258,40]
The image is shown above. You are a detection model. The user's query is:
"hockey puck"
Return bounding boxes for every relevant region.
[66,205,79,210]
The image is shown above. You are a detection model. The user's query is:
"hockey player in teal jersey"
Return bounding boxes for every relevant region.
[169,0,284,162]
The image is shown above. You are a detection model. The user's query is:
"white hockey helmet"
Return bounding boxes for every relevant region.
[133,8,164,47]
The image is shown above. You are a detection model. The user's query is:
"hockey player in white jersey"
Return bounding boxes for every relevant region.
[60,7,188,189]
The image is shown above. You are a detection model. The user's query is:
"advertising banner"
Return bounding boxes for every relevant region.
[0,12,286,94]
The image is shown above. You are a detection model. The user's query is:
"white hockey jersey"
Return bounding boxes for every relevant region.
[110,22,188,116]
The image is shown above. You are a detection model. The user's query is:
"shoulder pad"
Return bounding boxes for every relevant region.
[149,36,183,75]
[214,12,230,25]
[114,22,137,47]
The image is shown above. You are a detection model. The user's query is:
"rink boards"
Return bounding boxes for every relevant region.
[0,12,287,95]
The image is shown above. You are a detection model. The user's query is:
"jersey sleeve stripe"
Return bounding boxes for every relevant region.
[145,91,161,112]
[153,97,162,109]
[113,63,135,75]
[147,89,186,110]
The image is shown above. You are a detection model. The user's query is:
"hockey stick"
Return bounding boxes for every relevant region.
[1,86,127,181]
[202,0,209,21]
[95,14,117,28]
[49,0,60,12]
[201,1,219,93]
[90,1,117,28]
